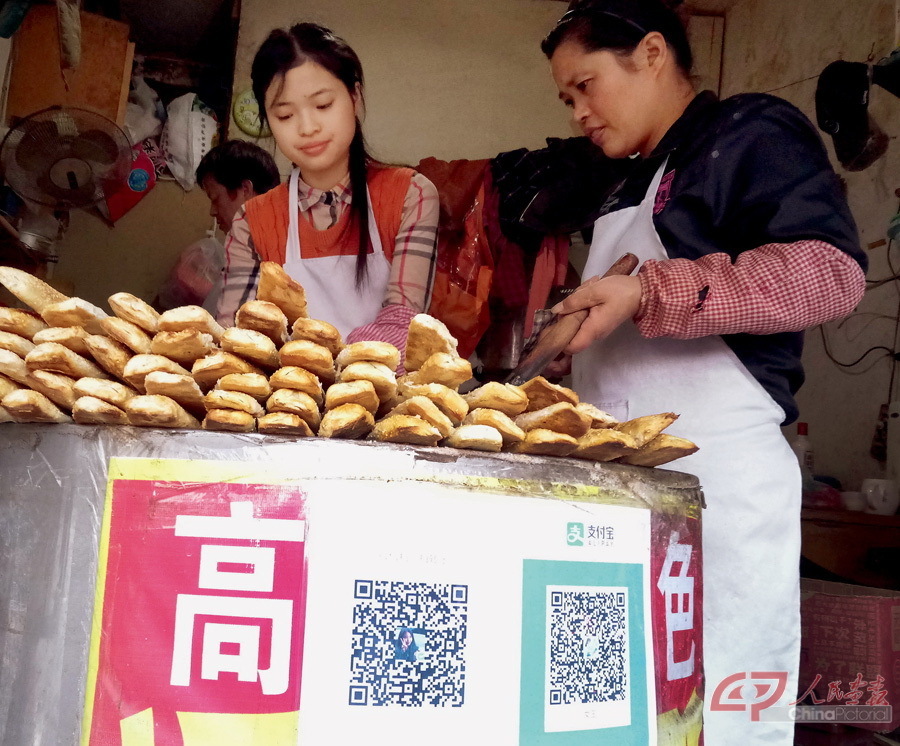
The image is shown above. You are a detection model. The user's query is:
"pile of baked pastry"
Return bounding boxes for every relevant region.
[0,262,697,468]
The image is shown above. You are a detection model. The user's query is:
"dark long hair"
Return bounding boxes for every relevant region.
[541,0,693,77]
[252,23,374,287]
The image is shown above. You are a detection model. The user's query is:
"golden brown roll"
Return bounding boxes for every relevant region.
[443,424,503,452]
[507,428,578,457]
[406,352,472,389]
[84,335,132,383]
[0,307,47,340]
[215,372,271,401]
[100,316,153,354]
[0,373,20,399]
[257,261,308,325]
[235,300,288,344]
[339,361,397,402]
[32,326,91,355]
[462,408,525,445]
[108,292,160,333]
[0,404,12,423]
[520,376,579,412]
[0,266,67,313]
[221,327,280,369]
[318,403,375,439]
[324,379,379,414]
[618,433,698,468]
[278,340,335,383]
[397,381,468,425]
[575,402,619,429]
[203,408,257,433]
[2,388,71,423]
[336,341,400,372]
[123,354,192,393]
[265,388,321,429]
[158,305,225,343]
[40,297,108,334]
[143,371,206,415]
[269,366,324,405]
[26,342,108,380]
[515,402,592,439]
[370,414,442,446]
[192,351,263,391]
[150,329,216,367]
[204,389,265,416]
[573,428,639,462]
[615,413,679,449]
[404,314,458,372]
[72,396,130,425]
[26,369,77,410]
[0,348,30,385]
[0,330,35,358]
[463,381,528,418]
[258,411,314,436]
[291,317,343,356]
[125,394,201,429]
[74,377,137,409]
[387,396,454,438]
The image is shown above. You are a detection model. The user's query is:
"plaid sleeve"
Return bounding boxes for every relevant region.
[384,172,439,311]
[347,303,418,376]
[636,240,866,339]
[215,208,260,327]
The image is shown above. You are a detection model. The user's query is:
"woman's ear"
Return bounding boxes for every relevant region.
[353,82,366,121]
[239,178,256,200]
[636,31,668,75]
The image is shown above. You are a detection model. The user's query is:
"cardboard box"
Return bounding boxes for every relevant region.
[800,579,900,732]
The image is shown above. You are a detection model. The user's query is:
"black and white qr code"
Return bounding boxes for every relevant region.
[349,579,468,707]
[547,588,628,706]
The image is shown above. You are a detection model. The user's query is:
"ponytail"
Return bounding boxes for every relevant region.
[348,121,371,287]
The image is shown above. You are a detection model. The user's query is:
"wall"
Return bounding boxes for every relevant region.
[721,0,898,490]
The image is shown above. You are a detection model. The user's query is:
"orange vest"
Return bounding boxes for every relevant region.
[244,166,414,266]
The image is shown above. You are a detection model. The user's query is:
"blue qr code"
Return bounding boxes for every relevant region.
[350,579,468,707]
[548,588,628,706]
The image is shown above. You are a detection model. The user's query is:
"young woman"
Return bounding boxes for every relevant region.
[217,24,438,359]
[542,1,866,742]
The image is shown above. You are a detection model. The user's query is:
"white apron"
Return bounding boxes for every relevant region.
[284,167,391,339]
[573,163,800,745]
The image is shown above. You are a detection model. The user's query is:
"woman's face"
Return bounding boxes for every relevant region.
[265,61,360,189]
[400,631,412,648]
[550,39,659,159]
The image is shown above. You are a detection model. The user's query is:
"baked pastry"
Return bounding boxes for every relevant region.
[397,381,468,424]
[32,326,91,355]
[338,361,397,402]
[0,307,47,340]
[463,381,528,418]
[278,340,335,383]
[150,329,216,366]
[520,376,579,412]
[221,327,280,369]
[324,379,379,415]
[72,396,130,425]
[84,335,133,383]
[387,395,454,438]
[125,394,201,429]
[370,414,442,446]
[318,403,375,439]
[108,292,160,333]
[618,433,698,468]
[443,424,503,452]
[575,402,619,429]
[73,377,137,409]
[515,402,592,439]
[615,412,679,449]
[100,316,153,354]
[26,369,77,409]
[291,317,343,356]
[215,372,271,401]
[234,300,288,344]
[257,261,308,324]
[336,341,400,372]
[0,266,67,313]
[269,366,324,404]
[404,314,458,372]
[462,408,525,445]
[158,305,225,343]
[204,389,265,416]
[406,352,472,388]
[0,373,20,399]
[26,342,108,380]
[143,371,206,415]
[0,330,35,358]
[40,297,108,334]
[192,351,263,391]
[265,388,321,429]
[123,354,191,393]
[203,408,257,433]
[507,428,578,457]
[2,388,71,423]
[257,411,314,436]
[0,348,29,385]
[572,428,639,462]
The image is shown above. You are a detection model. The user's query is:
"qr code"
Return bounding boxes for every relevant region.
[547,587,628,706]
[349,579,468,707]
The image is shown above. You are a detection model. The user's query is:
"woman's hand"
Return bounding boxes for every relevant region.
[550,274,643,354]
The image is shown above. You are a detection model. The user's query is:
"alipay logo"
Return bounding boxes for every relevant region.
[567,522,585,546]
